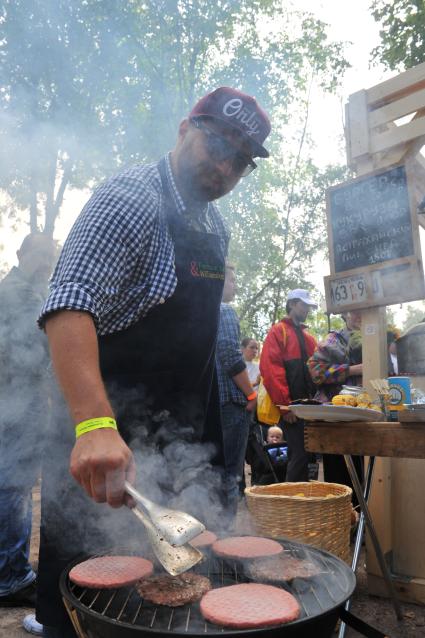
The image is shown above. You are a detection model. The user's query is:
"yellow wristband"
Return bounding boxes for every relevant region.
[75,417,117,439]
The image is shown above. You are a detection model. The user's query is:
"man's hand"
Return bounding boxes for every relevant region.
[245,397,257,413]
[70,428,136,508]
[279,405,297,423]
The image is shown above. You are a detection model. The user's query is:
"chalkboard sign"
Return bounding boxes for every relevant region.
[328,165,414,274]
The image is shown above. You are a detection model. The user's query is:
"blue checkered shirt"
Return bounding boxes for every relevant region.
[39,154,229,335]
[216,303,247,406]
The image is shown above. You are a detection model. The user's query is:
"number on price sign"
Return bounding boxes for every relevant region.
[330,275,367,307]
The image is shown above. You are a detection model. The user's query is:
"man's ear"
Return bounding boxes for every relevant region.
[178,118,190,139]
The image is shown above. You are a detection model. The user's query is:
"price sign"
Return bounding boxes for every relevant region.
[329,275,367,308]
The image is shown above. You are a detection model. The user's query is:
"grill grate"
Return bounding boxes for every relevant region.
[64,539,355,635]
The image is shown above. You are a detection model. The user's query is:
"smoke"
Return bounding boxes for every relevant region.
[0,260,54,492]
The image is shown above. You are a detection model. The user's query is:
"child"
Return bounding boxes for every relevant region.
[267,426,284,445]
[266,426,288,464]
[265,426,288,479]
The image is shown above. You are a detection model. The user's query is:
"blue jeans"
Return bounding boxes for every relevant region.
[0,488,36,595]
[221,402,250,516]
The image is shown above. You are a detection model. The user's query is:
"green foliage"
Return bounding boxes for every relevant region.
[226,159,348,338]
[371,0,425,70]
[0,1,349,334]
[401,302,425,332]
[0,1,348,232]
[306,310,344,342]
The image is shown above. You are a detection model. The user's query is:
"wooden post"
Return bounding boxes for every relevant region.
[343,63,425,598]
[351,151,392,581]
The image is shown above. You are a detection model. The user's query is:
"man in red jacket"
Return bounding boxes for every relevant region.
[260,289,317,481]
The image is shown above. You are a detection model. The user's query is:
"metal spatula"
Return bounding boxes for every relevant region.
[124,481,205,546]
[129,505,203,575]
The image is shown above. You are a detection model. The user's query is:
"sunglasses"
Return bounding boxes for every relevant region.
[191,118,257,177]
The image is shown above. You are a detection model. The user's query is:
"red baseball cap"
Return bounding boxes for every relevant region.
[189,87,271,158]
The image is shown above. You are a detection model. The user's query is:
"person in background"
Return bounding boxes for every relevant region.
[387,330,399,375]
[267,425,284,445]
[241,337,261,388]
[0,234,57,610]
[265,426,288,482]
[307,309,363,500]
[216,264,257,519]
[307,310,363,403]
[31,87,272,638]
[260,289,317,482]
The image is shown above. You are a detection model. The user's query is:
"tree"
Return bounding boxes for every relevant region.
[401,302,425,332]
[1,1,350,338]
[371,0,425,70]
[1,1,348,238]
[225,158,348,337]
[0,1,148,234]
[306,309,344,342]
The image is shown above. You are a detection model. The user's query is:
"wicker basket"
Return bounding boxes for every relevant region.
[245,482,352,562]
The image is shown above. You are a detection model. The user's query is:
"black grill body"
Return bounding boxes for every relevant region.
[60,538,356,638]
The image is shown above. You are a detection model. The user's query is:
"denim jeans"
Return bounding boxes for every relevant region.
[220,402,251,516]
[0,488,36,596]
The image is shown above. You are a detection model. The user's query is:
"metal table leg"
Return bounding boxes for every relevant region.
[338,456,375,638]
[344,454,403,620]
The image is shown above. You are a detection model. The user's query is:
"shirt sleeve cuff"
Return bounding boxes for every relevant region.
[38,283,101,328]
[227,359,246,378]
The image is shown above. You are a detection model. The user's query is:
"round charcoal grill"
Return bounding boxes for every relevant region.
[60,538,356,638]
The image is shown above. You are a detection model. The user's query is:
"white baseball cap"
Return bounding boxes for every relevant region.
[287,288,318,308]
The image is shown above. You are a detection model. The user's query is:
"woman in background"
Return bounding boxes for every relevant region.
[307,310,363,501]
[241,337,261,388]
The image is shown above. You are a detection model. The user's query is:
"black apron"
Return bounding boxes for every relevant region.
[36,158,226,627]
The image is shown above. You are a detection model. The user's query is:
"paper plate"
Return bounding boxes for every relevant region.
[288,404,384,422]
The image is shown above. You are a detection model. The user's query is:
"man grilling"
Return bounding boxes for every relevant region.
[34,87,271,637]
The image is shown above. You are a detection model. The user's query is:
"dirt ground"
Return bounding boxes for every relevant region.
[2,481,425,638]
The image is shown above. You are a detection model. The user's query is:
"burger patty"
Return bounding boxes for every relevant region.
[69,556,154,589]
[136,572,212,607]
[212,536,283,560]
[200,583,301,628]
[190,530,217,548]
[245,554,322,583]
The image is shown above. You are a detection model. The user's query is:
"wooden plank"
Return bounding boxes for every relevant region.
[369,88,425,128]
[367,62,425,108]
[368,572,425,605]
[370,115,425,154]
[304,421,425,458]
[324,257,425,314]
[344,102,352,167]
[346,90,370,159]
[376,134,425,172]
[410,152,425,229]
[391,459,425,577]
[399,410,425,422]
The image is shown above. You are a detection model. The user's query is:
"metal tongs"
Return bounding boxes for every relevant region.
[124,481,204,575]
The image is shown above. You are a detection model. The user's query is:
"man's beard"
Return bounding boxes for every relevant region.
[181,161,230,202]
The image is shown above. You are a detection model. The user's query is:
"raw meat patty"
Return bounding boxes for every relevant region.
[190,530,217,548]
[69,556,154,589]
[200,583,300,628]
[246,554,321,583]
[212,536,283,560]
[136,572,211,607]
